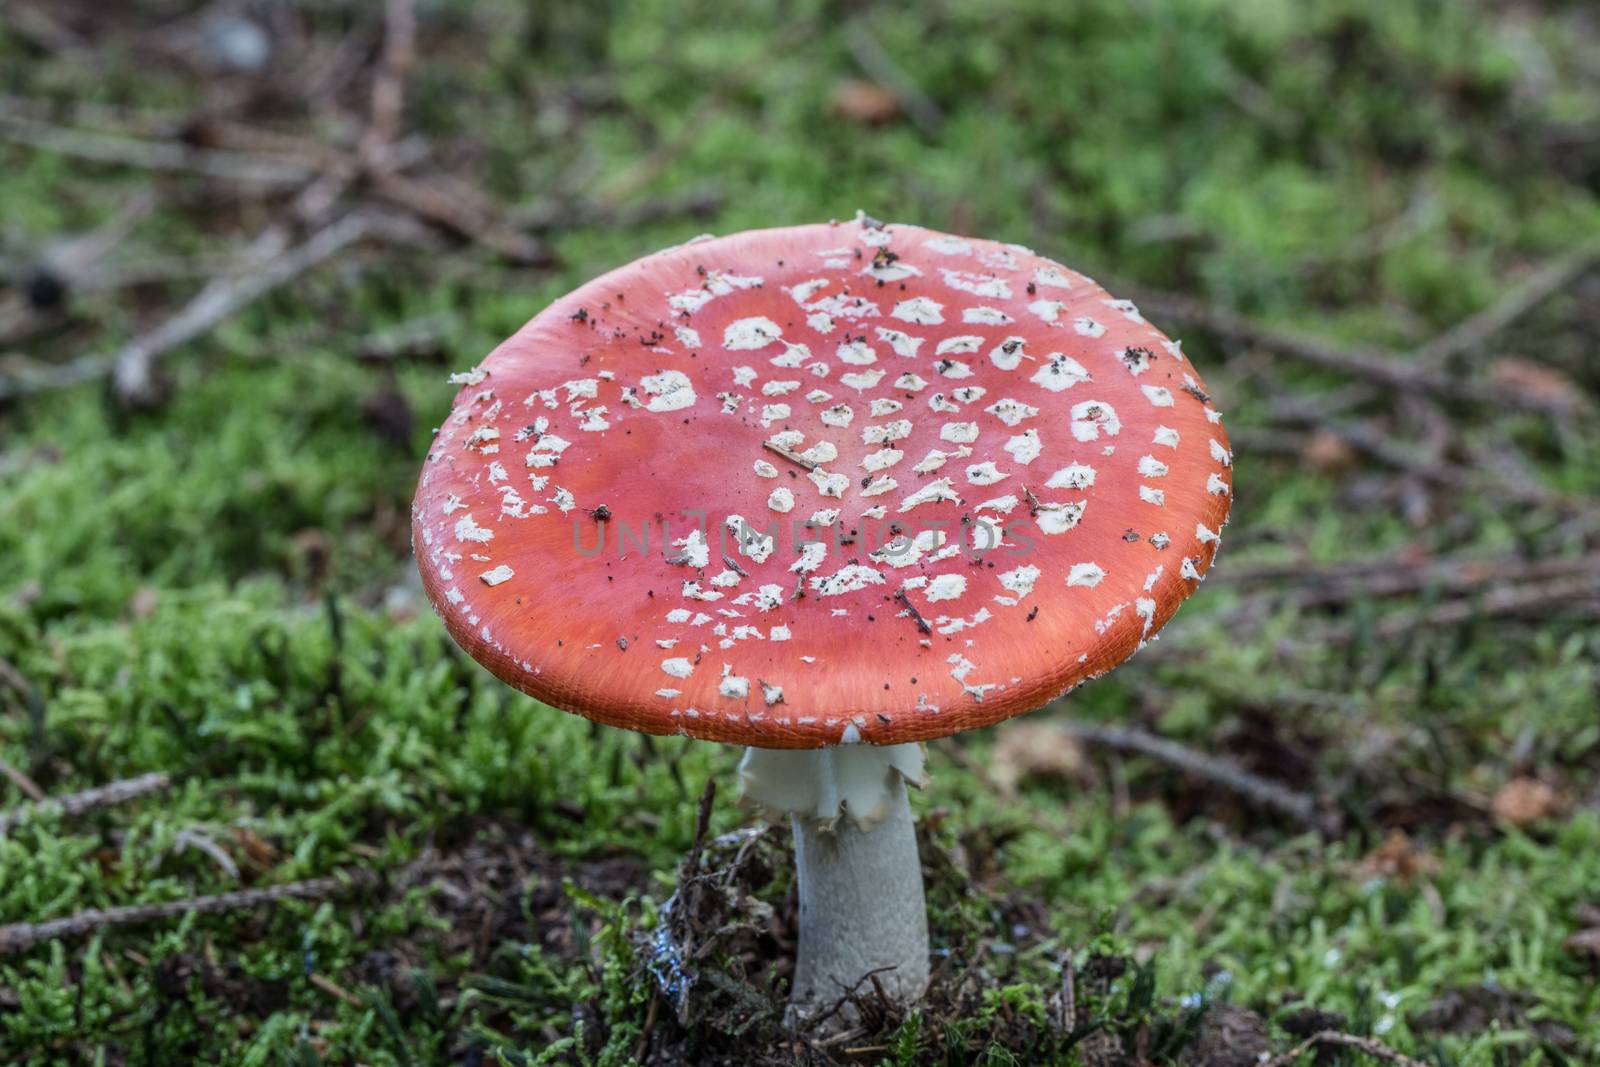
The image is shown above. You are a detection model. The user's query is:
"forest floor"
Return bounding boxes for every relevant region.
[1,1,1598,1064]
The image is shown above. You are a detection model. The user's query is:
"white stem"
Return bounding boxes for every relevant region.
[789,774,929,1017]
[737,743,930,1022]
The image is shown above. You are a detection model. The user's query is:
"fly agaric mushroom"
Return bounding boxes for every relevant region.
[412,216,1232,1020]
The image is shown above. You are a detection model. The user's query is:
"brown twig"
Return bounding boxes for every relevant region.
[893,589,932,635]
[762,440,819,471]
[0,758,45,803]
[1062,949,1076,1032]
[0,213,425,405]
[1322,421,1573,509]
[0,191,160,345]
[199,116,545,261]
[804,964,900,1034]
[0,869,380,956]
[1129,288,1461,392]
[632,989,660,1063]
[309,971,365,1007]
[1055,720,1327,831]
[685,776,717,875]
[368,169,551,265]
[2,4,88,56]
[1261,1029,1432,1067]
[340,3,546,261]
[0,772,171,834]
[36,189,159,279]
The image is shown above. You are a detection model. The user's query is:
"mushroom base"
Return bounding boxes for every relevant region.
[737,743,930,1026]
[789,775,930,1023]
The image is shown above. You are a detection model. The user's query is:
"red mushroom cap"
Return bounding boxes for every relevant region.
[413,219,1232,748]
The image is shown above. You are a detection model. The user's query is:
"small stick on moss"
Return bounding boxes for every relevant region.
[0,869,380,955]
[309,971,365,1008]
[1261,1029,1431,1067]
[632,990,660,1063]
[0,772,171,834]
[1057,948,1076,1034]
[0,758,45,803]
[804,965,899,1036]
[111,212,378,407]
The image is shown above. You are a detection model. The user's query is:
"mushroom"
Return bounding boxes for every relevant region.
[411,216,1232,1022]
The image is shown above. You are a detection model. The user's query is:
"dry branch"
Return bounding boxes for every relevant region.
[369,169,551,265]
[109,211,376,406]
[1219,551,1600,610]
[0,212,406,405]
[0,870,378,956]
[1128,287,1575,418]
[0,103,543,269]
[0,113,312,186]
[1261,1029,1431,1067]
[1230,422,1585,513]
[1155,566,1600,667]
[0,772,171,834]
[1129,289,1474,395]
[1054,720,1327,831]
[1370,573,1600,639]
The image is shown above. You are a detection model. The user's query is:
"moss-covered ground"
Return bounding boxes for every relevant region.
[1,1,1597,1063]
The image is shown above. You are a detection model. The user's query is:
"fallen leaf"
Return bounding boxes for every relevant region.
[232,826,281,869]
[1564,927,1600,960]
[1356,828,1438,883]
[832,80,900,125]
[363,385,415,450]
[129,585,159,621]
[1490,358,1586,416]
[290,528,332,583]
[1301,429,1357,472]
[1183,1003,1271,1066]
[1491,777,1558,827]
[991,722,1087,796]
